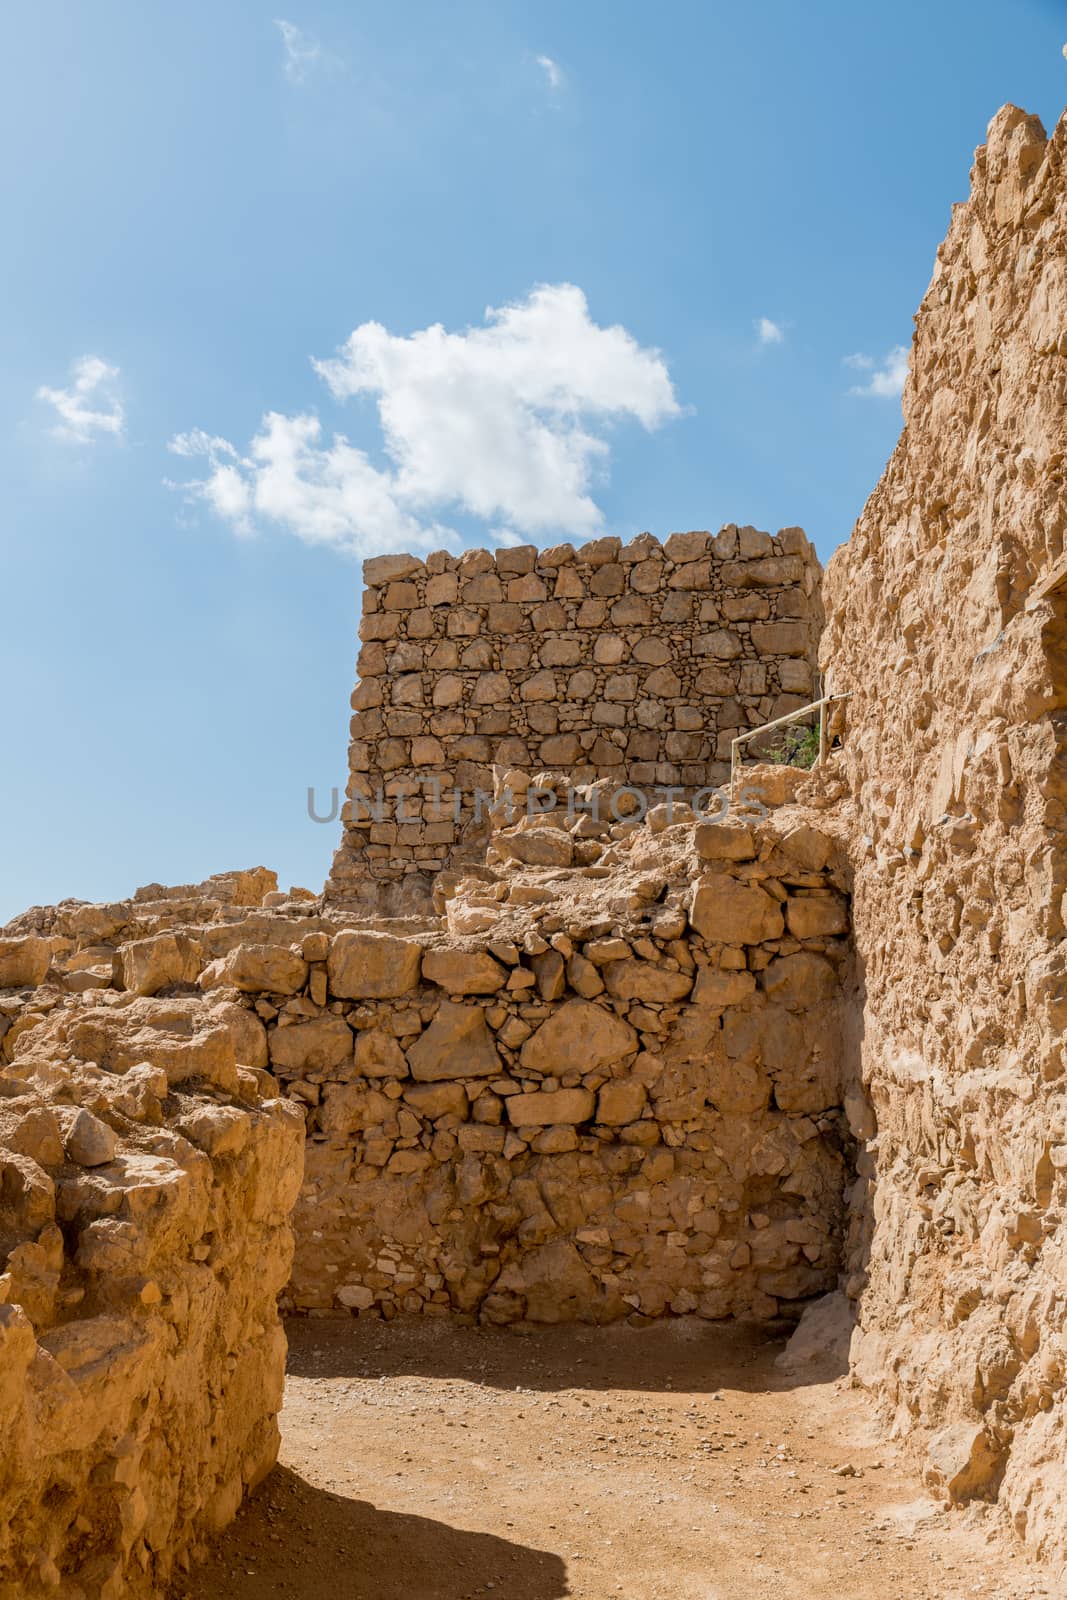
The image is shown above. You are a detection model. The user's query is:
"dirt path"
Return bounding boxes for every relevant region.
[172,1318,1047,1600]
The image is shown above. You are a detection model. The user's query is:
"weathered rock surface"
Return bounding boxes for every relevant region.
[0,914,305,1595]
[820,102,1067,1570]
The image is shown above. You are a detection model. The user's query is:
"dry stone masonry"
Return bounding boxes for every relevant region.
[289,816,851,1325]
[327,526,823,911]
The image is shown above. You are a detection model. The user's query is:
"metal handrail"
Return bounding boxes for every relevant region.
[729,691,851,792]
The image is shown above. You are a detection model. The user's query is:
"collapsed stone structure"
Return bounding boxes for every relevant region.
[1,96,1066,1593]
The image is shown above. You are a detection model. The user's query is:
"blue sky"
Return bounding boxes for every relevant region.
[2,1,1065,921]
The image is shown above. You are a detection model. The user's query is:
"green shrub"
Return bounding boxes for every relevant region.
[765,722,820,770]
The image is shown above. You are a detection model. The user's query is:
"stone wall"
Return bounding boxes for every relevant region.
[0,925,305,1598]
[327,526,823,911]
[278,817,851,1324]
[818,103,1067,1559]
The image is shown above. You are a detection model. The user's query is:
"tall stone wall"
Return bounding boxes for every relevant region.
[327,526,823,911]
[820,103,1067,1559]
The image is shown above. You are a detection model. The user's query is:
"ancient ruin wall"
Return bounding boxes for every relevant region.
[270,819,851,1324]
[327,527,823,910]
[0,885,305,1598]
[821,104,1067,1553]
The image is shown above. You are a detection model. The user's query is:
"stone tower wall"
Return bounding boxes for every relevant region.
[327,525,823,909]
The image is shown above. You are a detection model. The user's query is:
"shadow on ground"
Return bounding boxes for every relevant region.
[284,1312,846,1396]
[169,1464,568,1600]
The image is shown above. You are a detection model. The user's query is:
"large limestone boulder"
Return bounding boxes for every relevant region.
[353,1028,410,1077]
[506,1088,595,1126]
[328,930,421,998]
[0,936,51,989]
[602,959,693,1003]
[407,1002,501,1080]
[121,932,201,996]
[269,1016,353,1074]
[201,943,308,995]
[689,875,784,944]
[422,948,509,994]
[520,999,638,1075]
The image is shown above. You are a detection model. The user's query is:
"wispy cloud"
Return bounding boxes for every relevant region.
[846,345,909,397]
[536,54,564,91]
[756,316,785,345]
[275,19,320,83]
[168,284,681,559]
[37,356,125,444]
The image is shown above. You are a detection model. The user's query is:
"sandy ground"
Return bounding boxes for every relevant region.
[171,1317,1049,1600]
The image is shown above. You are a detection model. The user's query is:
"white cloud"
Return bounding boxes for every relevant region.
[847,345,909,397]
[756,316,784,345]
[168,283,680,559]
[275,19,320,83]
[536,54,563,90]
[37,355,125,444]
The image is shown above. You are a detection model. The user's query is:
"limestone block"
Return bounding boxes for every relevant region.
[785,893,849,937]
[407,1002,502,1080]
[422,949,509,994]
[64,1109,117,1167]
[403,1082,468,1119]
[761,952,836,1009]
[0,936,51,989]
[521,999,637,1074]
[353,1029,409,1078]
[328,931,421,999]
[596,1080,648,1125]
[203,944,308,995]
[506,1088,595,1126]
[121,933,201,996]
[602,960,693,1003]
[695,823,756,861]
[269,1016,353,1074]
[689,876,785,944]
[364,553,423,585]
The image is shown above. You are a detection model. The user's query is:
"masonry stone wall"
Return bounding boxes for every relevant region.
[327,526,823,910]
[284,817,852,1324]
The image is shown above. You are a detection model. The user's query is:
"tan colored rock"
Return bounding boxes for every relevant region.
[422,948,509,994]
[328,931,421,998]
[520,999,637,1075]
[121,932,201,996]
[596,1080,648,1125]
[353,1028,410,1077]
[694,822,756,861]
[407,1002,501,1081]
[691,967,757,1009]
[785,894,849,937]
[62,1108,117,1167]
[403,1082,468,1119]
[203,943,308,995]
[689,876,785,944]
[269,1015,353,1074]
[0,936,51,989]
[602,960,693,1003]
[506,1088,595,1126]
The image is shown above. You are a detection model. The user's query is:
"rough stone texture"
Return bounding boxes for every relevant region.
[0,877,305,1596]
[275,819,852,1327]
[820,104,1067,1567]
[326,526,823,911]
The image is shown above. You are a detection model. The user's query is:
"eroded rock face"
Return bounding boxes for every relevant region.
[0,875,305,1597]
[821,104,1067,1564]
